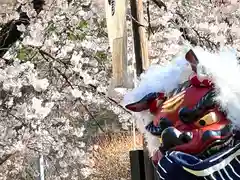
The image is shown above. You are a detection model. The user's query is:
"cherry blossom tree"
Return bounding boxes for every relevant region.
[1,0,240,180]
[0,0,131,179]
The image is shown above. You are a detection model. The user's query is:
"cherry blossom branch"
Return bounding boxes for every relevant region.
[173,10,219,50]
[37,47,131,115]
[127,14,147,27]
[0,152,17,166]
[38,48,107,133]
[87,84,132,115]
[151,0,167,11]
[75,98,106,133]
[147,0,154,39]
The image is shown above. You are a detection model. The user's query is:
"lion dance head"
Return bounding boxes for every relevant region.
[124,48,238,164]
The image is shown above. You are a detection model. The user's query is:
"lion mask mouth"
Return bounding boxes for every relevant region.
[158,124,233,155]
[151,126,233,165]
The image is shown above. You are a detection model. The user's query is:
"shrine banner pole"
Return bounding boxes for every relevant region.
[105,0,128,88]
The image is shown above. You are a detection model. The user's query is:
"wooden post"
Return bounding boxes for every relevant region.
[105,0,128,87]
[130,0,156,180]
[129,150,146,180]
[130,0,143,76]
[137,0,150,70]
[143,138,160,180]
[130,0,150,76]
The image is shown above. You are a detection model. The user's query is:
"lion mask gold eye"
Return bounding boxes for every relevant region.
[194,112,219,128]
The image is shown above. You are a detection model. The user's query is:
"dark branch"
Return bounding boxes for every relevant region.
[32,0,45,14]
[0,153,16,166]
[0,12,30,58]
[151,0,167,11]
[147,0,154,39]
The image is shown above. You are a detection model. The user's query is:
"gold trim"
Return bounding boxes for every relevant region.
[161,91,185,113]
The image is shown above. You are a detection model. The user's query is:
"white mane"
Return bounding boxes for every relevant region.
[124,55,192,105]
[195,47,240,129]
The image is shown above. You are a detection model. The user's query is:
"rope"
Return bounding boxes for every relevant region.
[132,42,138,150]
[132,117,136,150]
[39,155,45,180]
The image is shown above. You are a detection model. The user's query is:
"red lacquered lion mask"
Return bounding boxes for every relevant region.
[125,50,233,157]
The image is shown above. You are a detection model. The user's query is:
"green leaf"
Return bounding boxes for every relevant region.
[68,32,77,40]
[67,32,86,41]
[17,47,35,61]
[47,21,57,33]
[77,20,88,30]
[76,33,86,41]
[96,51,108,61]
[17,48,27,60]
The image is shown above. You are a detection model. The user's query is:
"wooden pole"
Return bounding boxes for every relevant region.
[143,140,155,180]
[136,1,155,177]
[130,0,157,180]
[105,0,128,88]
[130,0,150,76]
[129,150,146,180]
[129,0,146,178]
[137,0,150,70]
[130,0,143,76]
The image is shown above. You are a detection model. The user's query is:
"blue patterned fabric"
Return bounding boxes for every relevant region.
[156,143,240,180]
